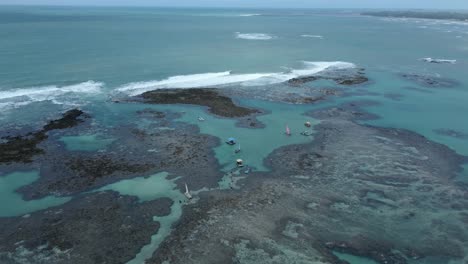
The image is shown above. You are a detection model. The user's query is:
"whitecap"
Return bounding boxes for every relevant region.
[116,61,356,96]
[235,32,274,40]
[0,81,103,111]
[301,34,324,39]
[420,58,457,64]
[238,14,261,17]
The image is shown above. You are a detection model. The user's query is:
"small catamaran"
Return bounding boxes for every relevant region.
[184,183,192,200]
[286,125,291,136]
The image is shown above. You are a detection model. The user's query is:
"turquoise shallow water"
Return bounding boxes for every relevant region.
[59,134,115,151]
[96,172,185,264]
[145,100,318,171]
[0,171,71,217]
[333,251,379,264]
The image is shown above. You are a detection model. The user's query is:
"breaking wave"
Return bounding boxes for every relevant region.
[116,61,356,96]
[301,35,324,39]
[420,58,457,64]
[235,32,275,40]
[0,81,103,111]
[238,14,261,17]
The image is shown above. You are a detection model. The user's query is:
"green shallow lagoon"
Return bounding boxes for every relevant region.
[133,100,319,171]
[0,171,71,217]
[59,134,115,152]
[96,172,185,264]
[333,251,379,264]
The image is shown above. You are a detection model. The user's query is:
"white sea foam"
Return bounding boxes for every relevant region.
[238,14,261,17]
[0,81,103,111]
[301,34,324,39]
[116,61,356,96]
[420,58,457,64]
[235,32,274,40]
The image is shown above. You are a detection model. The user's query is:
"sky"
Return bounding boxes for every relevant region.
[0,0,468,9]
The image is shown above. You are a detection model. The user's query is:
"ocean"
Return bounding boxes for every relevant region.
[0,6,468,264]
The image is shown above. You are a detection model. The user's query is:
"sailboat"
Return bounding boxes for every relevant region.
[286,125,291,136]
[184,183,192,200]
[235,143,241,153]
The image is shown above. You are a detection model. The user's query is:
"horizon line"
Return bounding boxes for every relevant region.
[0,4,467,11]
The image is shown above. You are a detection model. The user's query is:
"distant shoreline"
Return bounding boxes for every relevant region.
[362,11,468,21]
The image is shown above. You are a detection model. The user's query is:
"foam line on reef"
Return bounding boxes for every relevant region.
[115,61,356,96]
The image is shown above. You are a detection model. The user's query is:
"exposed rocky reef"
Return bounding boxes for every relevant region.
[288,68,369,86]
[434,128,468,140]
[137,88,260,118]
[146,102,468,264]
[17,110,222,199]
[222,85,342,105]
[400,73,459,88]
[0,192,172,264]
[0,109,88,164]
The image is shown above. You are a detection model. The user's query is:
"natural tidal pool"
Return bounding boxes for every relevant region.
[0,171,71,217]
[333,251,379,264]
[130,99,319,171]
[59,134,115,152]
[96,172,185,264]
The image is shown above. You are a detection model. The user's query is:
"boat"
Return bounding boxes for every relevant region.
[184,183,192,200]
[286,125,291,136]
[226,137,236,145]
[198,116,205,122]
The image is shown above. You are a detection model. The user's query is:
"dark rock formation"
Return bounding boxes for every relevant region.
[288,76,319,86]
[18,116,222,199]
[288,70,369,86]
[434,128,468,140]
[42,109,88,131]
[138,88,259,118]
[0,192,172,264]
[0,109,88,164]
[325,239,408,264]
[400,73,459,88]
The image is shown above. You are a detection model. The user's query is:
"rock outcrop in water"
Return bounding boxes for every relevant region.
[16,109,222,200]
[288,69,369,86]
[0,109,88,164]
[399,73,459,88]
[0,192,172,264]
[434,128,468,140]
[138,88,259,118]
